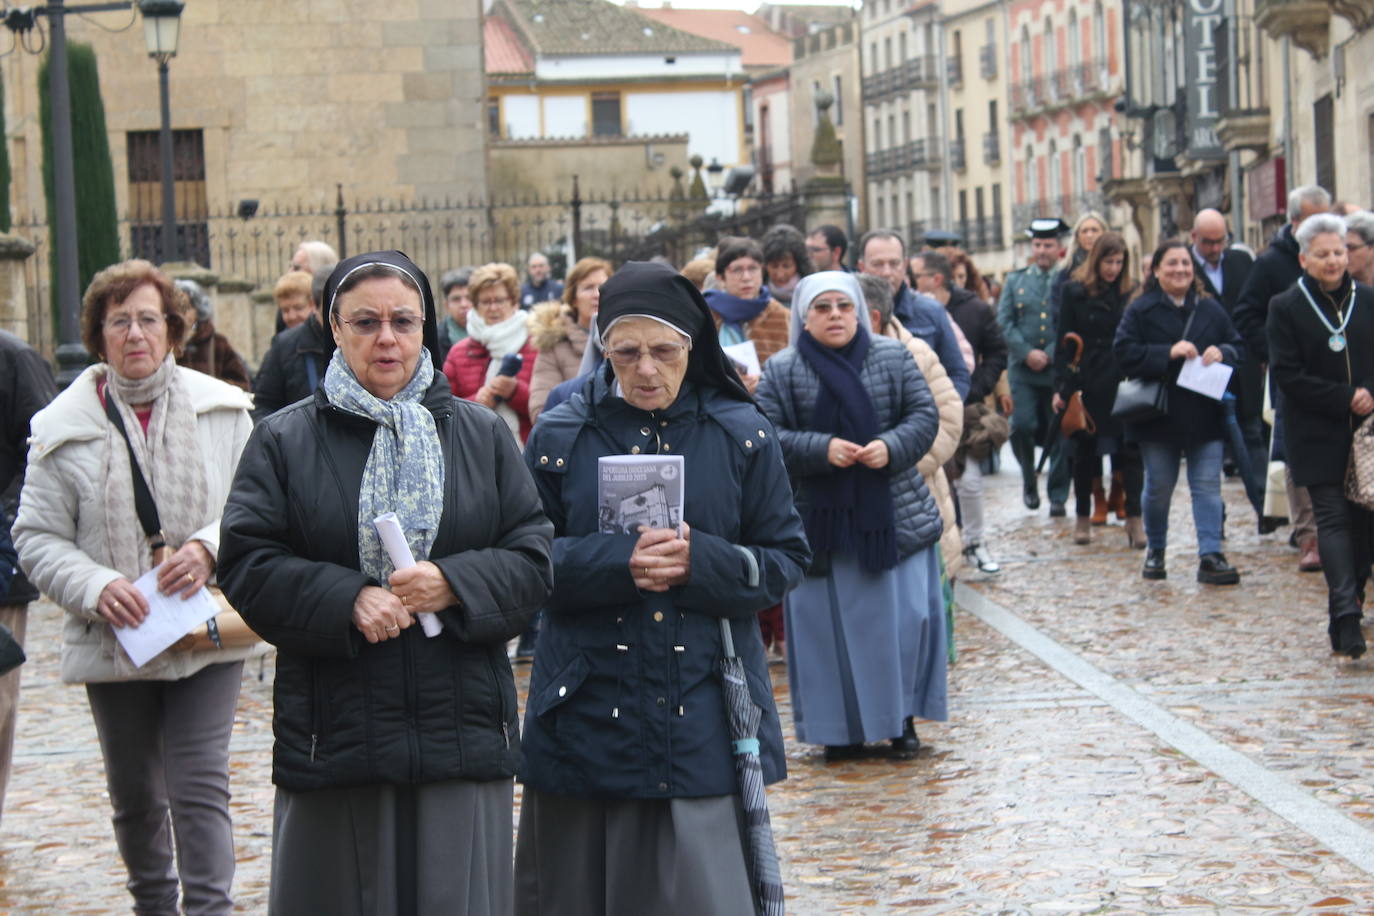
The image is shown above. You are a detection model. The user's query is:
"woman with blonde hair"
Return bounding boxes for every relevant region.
[528,256,611,421]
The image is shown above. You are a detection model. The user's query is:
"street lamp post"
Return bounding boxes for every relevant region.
[139,0,184,265]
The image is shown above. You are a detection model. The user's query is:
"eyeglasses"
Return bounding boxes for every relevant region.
[724,263,762,278]
[1348,242,1368,252]
[809,300,856,315]
[339,315,423,335]
[805,244,830,255]
[477,296,512,309]
[606,342,690,366]
[104,313,166,335]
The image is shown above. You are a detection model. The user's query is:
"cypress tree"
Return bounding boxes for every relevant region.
[0,69,10,233]
[40,42,120,328]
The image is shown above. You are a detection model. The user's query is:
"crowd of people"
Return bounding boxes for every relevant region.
[0,182,1370,912]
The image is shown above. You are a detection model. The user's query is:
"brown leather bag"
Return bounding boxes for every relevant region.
[1059,332,1096,438]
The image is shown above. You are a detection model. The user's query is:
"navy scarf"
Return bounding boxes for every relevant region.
[703,287,772,325]
[795,329,899,573]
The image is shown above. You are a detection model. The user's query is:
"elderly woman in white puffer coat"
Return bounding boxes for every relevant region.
[14,259,257,915]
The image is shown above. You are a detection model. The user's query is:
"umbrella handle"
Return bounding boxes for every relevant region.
[719,618,737,659]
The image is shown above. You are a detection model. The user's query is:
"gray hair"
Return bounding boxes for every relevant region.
[858,273,894,326]
[1295,213,1348,254]
[296,240,339,275]
[175,278,212,321]
[1287,185,1332,223]
[311,265,331,308]
[438,267,474,297]
[1346,210,1374,248]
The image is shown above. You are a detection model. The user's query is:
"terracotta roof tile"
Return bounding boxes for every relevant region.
[485,15,534,75]
[636,9,792,70]
[501,0,737,57]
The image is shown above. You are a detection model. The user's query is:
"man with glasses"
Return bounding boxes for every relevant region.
[1345,210,1374,285]
[805,225,849,271]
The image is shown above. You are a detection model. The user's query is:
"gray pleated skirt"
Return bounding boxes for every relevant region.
[269,778,514,916]
[513,787,755,916]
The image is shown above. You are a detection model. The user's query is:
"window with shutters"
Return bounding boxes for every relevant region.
[127,129,208,266]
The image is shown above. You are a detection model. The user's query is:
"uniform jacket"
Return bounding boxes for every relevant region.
[756,337,944,564]
[1234,225,1301,365]
[251,315,334,423]
[882,320,964,577]
[14,365,258,683]
[0,330,56,606]
[998,264,1058,389]
[527,304,588,422]
[1053,279,1131,441]
[1268,276,1374,487]
[178,319,251,391]
[944,287,1008,403]
[891,285,972,399]
[1113,287,1244,446]
[709,299,792,367]
[442,336,540,442]
[217,374,554,792]
[519,374,809,800]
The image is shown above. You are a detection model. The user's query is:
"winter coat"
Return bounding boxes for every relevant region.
[882,320,964,578]
[521,278,564,308]
[708,299,792,366]
[251,315,334,424]
[1112,287,1245,447]
[756,336,944,565]
[0,330,56,607]
[178,319,251,391]
[527,304,589,422]
[217,374,554,793]
[442,336,539,443]
[1268,276,1374,487]
[1193,247,1255,315]
[1234,224,1302,365]
[14,365,258,683]
[944,287,1009,403]
[519,374,809,799]
[892,285,972,399]
[1054,280,1131,442]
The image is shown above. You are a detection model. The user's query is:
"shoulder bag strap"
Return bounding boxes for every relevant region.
[102,392,164,546]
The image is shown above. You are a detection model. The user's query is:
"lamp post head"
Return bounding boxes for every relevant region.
[139,0,184,62]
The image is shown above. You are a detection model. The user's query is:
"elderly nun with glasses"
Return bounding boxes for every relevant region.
[217,251,553,915]
[756,271,948,763]
[516,261,810,916]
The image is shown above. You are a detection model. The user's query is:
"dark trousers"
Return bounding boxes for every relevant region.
[1009,382,1070,503]
[1072,441,1142,518]
[1308,484,1374,629]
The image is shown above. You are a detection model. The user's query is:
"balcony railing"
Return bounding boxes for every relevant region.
[950,137,966,171]
[1077,58,1106,94]
[902,55,939,90]
[912,137,942,169]
[1051,68,1073,100]
[979,44,997,79]
[982,131,1001,164]
[947,54,963,86]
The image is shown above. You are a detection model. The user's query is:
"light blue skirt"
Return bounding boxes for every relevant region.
[785,548,948,746]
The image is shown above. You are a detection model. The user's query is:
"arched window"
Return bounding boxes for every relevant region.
[1072,135,1085,196]
[1047,139,1060,207]
[1027,145,1038,202]
[1020,25,1032,83]
[1044,17,1056,78]
[1094,0,1107,67]
[1068,9,1080,70]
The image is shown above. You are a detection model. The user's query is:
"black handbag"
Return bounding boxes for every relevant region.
[1111,307,1197,424]
[0,623,25,676]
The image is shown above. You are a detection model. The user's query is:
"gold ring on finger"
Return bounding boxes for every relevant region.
[186,573,195,584]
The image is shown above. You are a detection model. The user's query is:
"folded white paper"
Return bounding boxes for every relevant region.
[1177,356,1233,401]
[116,565,220,668]
[373,513,442,637]
[722,340,762,378]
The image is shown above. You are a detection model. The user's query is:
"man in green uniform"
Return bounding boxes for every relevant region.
[998,218,1071,513]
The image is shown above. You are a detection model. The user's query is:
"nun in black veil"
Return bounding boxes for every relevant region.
[515,262,810,915]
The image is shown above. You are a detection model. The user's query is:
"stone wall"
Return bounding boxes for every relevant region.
[489,135,691,200]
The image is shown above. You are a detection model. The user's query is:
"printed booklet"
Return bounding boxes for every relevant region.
[598,454,685,535]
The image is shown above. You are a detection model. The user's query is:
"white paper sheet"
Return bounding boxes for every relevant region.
[1176,356,1233,401]
[722,340,761,378]
[115,566,220,668]
[373,513,442,637]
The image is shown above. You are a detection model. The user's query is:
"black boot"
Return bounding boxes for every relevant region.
[824,744,866,762]
[1142,548,1167,580]
[890,717,920,759]
[1023,479,1041,510]
[1333,616,1367,659]
[1196,552,1241,586]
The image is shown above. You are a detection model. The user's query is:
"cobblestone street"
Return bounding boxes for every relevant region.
[2,455,1374,914]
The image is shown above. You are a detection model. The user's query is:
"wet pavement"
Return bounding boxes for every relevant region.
[3,454,1374,913]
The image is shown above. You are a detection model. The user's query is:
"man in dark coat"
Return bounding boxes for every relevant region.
[520,251,563,308]
[1233,184,1332,568]
[0,329,56,821]
[251,266,335,423]
[911,249,1009,573]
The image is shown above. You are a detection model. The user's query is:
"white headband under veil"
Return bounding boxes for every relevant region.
[788,271,869,346]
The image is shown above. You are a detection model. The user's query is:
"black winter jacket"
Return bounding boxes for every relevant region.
[1054,280,1131,441]
[218,374,554,792]
[945,286,1008,403]
[1268,275,1374,487]
[1113,287,1245,446]
[519,375,809,799]
[1234,225,1301,365]
[0,330,56,606]
[250,316,334,423]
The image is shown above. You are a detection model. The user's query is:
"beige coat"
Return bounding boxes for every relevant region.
[883,319,965,578]
[14,365,258,683]
[527,303,589,422]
